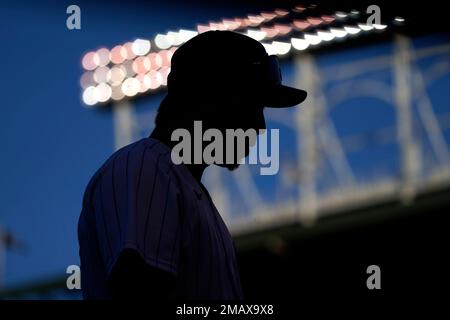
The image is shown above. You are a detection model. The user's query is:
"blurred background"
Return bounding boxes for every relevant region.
[0,0,449,299]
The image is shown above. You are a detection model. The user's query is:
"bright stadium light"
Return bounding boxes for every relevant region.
[167,31,184,46]
[317,30,335,41]
[111,85,125,101]
[274,8,289,17]
[148,52,163,70]
[79,4,393,106]
[197,24,211,33]
[271,41,291,55]
[209,22,227,31]
[131,39,151,56]
[261,27,279,38]
[330,27,348,38]
[96,48,110,67]
[246,29,267,41]
[80,72,95,89]
[132,56,151,74]
[135,74,151,93]
[273,24,292,35]
[293,19,310,30]
[373,24,388,30]
[82,86,98,106]
[165,33,177,47]
[96,83,112,102]
[247,14,265,26]
[293,5,305,13]
[307,17,323,26]
[344,26,361,35]
[82,51,100,71]
[122,60,135,77]
[93,66,109,83]
[291,37,309,51]
[222,19,240,30]
[159,67,171,86]
[123,42,136,60]
[107,66,126,85]
[260,12,277,20]
[121,77,141,96]
[335,11,347,18]
[155,34,172,49]
[393,17,405,26]
[358,23,374,31]
[304,33,322,46]
[178,29,198,42]
[109,45,127,64]
[261,42,277,55]
[147,70,163,90]
[321,15,335,23]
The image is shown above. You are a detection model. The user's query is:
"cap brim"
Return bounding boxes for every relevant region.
[263,85,307,108]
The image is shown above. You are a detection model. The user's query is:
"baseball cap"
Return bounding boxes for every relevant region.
[167,30,307,108]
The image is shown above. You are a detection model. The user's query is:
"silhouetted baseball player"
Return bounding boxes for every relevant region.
[78,31,306,300]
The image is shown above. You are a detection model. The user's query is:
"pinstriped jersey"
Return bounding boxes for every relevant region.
[78,137,244,299]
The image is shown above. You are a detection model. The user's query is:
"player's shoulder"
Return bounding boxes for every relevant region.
[83,137,199,201]
[100,137,172,174]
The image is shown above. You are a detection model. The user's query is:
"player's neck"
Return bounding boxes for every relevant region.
[150,126,207,182]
